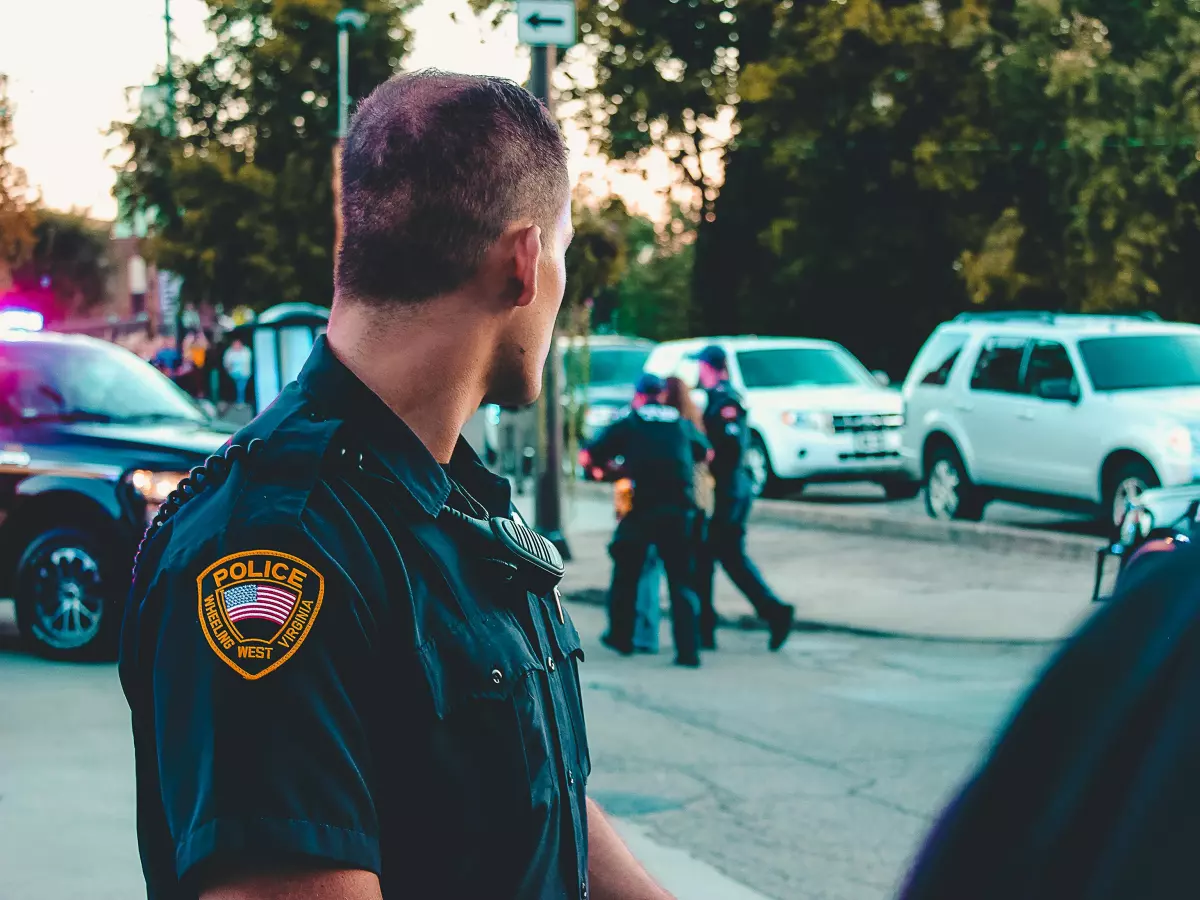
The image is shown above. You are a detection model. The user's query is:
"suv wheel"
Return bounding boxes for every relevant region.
[14,528,120,661]
[745,434,775,498]
[1104,458,1159,533]
[924,445,985,522]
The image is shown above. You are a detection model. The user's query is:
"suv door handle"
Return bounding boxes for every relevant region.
[1018,410,1035,421]
[953,401,974,413]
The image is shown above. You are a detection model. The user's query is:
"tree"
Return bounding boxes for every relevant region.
[18,211,113,317]
[114,0,417,310]
[0,74,37,289]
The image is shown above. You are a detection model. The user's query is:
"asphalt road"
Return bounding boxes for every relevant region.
[0,600,1053,900]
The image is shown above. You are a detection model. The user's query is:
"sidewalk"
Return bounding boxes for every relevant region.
[532,489,1099,644]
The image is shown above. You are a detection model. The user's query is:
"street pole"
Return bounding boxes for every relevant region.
[530,44,570,560]
[333,10,368,257]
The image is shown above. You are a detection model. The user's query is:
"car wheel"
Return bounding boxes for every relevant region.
[14,528,120,661]
[745,434,776,498]
[1104,458,1159,534]
[882,479,922,501]
[924,444,985,522]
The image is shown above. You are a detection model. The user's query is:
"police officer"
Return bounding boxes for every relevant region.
[582,373,711,667]
[119,71,674,900]
[695,345,795,651]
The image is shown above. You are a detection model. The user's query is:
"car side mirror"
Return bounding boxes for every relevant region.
[872,370,891,387]
[1035,377,1080,403]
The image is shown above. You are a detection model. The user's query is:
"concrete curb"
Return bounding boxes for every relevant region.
[749,498,1103,563]
[563,588,1067,646]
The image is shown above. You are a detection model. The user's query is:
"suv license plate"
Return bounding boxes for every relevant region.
[854,432,883,453]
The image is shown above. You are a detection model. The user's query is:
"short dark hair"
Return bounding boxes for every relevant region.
[336,69,570,305]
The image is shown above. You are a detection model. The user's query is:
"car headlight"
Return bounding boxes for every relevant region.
[126,469,190,505]
[781,411,834,434]
[1120,505,1154,545]
[585,405,622,429]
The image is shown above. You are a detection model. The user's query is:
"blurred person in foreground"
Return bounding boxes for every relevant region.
[899,542,1200,900]
[121,70,676,900]
[583,373,711,667]
[695,345,794,652]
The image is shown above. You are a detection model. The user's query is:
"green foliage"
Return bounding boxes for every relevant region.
[26,211,113,315]
[608,207,695,340]
[0,74,36,280]
[113,0,415,310]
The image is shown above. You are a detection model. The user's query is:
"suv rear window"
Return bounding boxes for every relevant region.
[1078,333,1200,391]
[970,337,1027,393]
[912,332,967,387]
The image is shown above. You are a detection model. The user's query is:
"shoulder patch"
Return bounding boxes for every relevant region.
[197,549,325,680]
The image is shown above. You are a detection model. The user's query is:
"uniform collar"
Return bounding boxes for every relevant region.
[297,336,458,517]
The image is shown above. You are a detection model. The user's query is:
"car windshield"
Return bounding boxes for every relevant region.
[736,347,872,389]
[1078,334,1200,391]
[0,340,208,425]
[564,346,652,386]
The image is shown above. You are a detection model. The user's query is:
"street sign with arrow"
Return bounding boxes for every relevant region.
[517,0,576,48]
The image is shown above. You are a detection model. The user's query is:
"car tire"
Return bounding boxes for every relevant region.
[14,527,121,661]
[745,433,779,498]
[923,444,985,522]
[1103,458,1159,534]
[882,479,922,501]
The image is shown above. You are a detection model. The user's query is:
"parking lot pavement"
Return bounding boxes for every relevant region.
[0,602,1053,900]
[527,487,1100,643]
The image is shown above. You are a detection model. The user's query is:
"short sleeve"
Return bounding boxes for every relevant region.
[148,525,381,883]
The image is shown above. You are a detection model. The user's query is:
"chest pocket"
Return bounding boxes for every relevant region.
[414,610,553,883]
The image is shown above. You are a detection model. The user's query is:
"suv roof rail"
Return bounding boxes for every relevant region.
[951,310,1057,324]
[951,310,1165,325]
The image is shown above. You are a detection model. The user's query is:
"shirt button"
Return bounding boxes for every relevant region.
[568,771,575,786]
[547,657,556,672]
[490,668,503,685]
[580,880,588,899]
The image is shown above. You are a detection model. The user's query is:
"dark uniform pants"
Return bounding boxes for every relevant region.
[609,508,701,660]
[698,494,785,642]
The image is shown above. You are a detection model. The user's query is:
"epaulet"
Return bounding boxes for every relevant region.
[130,394,345,583]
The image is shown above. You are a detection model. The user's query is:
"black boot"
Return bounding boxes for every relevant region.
[768,604,795,652]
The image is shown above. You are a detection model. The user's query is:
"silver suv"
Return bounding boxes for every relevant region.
[901,312,1200,529]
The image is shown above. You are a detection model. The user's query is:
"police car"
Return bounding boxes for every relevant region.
[0,330,233,659]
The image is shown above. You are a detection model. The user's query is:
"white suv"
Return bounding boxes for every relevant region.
[643,336,914,496]
[901,312,1200,529]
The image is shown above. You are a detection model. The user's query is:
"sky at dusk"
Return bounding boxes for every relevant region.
[2,0,678,222]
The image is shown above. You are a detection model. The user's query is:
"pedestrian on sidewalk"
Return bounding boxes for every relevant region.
[583,373,711,667]
[222,337,253,407]
[695,345,795,651]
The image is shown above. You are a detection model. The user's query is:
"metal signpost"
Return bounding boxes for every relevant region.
[519,0,576,559]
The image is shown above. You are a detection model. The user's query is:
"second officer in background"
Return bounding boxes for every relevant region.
[582,373,711,667]
[696,345,795,652]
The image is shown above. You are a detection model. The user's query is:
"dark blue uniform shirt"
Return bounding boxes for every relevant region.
[119,337,591,899]
[702,380,752,500]
[586,403,710,512]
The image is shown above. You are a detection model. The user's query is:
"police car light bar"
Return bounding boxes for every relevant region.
[0,309,44,332]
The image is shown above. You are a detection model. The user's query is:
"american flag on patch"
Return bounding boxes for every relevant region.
[223,583,298,626]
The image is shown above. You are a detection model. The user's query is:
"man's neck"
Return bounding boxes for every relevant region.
[325,300,490,464]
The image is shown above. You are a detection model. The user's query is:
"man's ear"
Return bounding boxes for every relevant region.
[510,224,542,309]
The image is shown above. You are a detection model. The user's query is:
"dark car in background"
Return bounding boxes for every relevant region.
[0,331,234,659]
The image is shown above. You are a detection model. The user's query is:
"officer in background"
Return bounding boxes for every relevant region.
[583,373,711,667]
[120,71,675,900]
[695,345,795,652]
